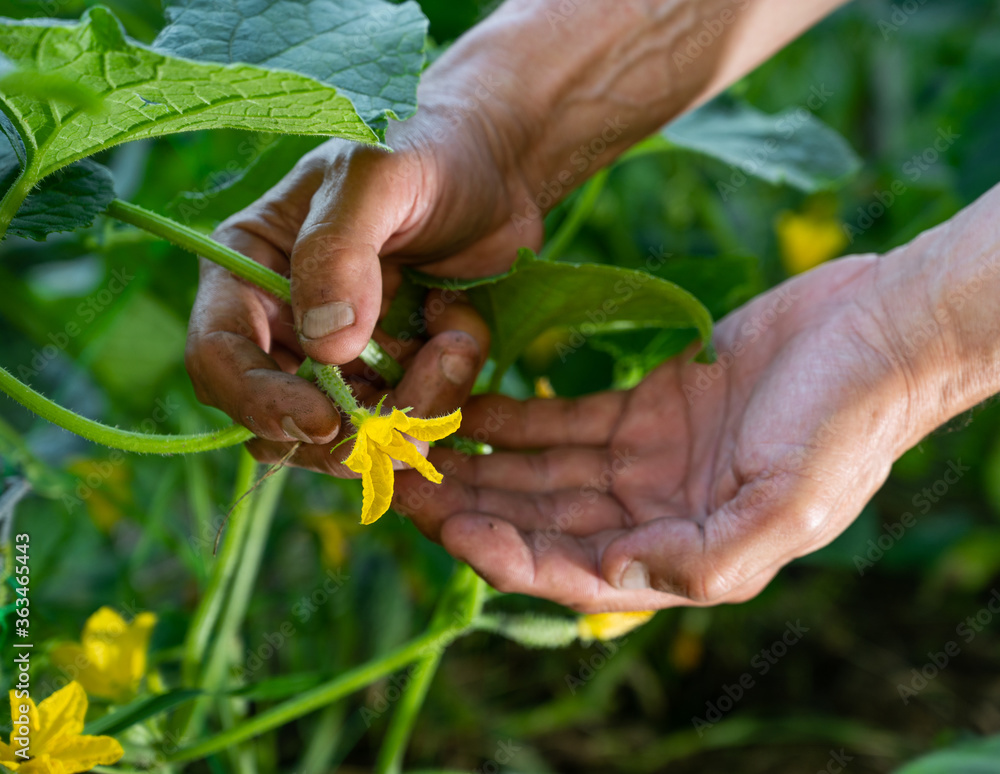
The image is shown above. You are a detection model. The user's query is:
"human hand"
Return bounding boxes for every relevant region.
[395,254,942,612]
[184,0,862,475]
[184,67,541,470]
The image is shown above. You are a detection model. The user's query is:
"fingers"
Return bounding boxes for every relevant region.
[390,329,482,418]
[438,515,681,613]
[291,147,414,365]
[459,392,628,450]
[432,447,615,492]
[598,471,831,604]
[186,200,342,445]
[436,512,781,613]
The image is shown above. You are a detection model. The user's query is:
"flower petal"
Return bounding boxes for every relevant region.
[32,682,87,752]
[50,644,111,703]
[17,755,52,773]
[8,689,40,755]
[359,438,394,525]
[395,409,462,442]
[577,611,655,642]
[0,736,22,770]
[121,612,157,698]
[363,412,401,446]
[46,733,124,773]
[343,429,373,476]
[379,434,443,484]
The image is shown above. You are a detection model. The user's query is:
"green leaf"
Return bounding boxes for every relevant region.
[83,689,202,736]
[590,255,761,387]
[664,95,861,192]
[893,735,1000,774]
[6,159,114,240]
[408,249,713,384]
[154,0,428,128]
[1,125,115,240]
[0,7,376,183]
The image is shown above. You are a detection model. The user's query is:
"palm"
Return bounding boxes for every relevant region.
[399,256,913,613]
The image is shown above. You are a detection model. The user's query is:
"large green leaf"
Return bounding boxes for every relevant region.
[664,95,861,192]
[0,7,376,184]
[409,249,713,386]
[892,735,1000,774]
[154,0,428,128]
[590,255,761,387]
[0,123,115,240]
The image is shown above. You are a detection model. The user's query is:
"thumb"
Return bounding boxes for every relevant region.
[290,150,404,364]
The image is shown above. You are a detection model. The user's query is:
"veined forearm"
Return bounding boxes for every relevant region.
[415,0,851,202]
[875,183,1000,450]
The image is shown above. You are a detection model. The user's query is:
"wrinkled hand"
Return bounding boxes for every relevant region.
[397,255,925,612]
[185,97,541,472]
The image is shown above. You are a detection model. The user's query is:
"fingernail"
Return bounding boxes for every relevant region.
[440,352,474,385]
[618,561,650,590]
[281,416,312,443]
[301,302,355,340]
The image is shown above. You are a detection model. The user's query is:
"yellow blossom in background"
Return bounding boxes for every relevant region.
[67,457,132,533]
[578,610,655,642]
[775,208,848,275]
[51,607,157,704]
[0,682,124,773]
[302,513,349,568]
[344,405,462,525]
[534,376,557,398]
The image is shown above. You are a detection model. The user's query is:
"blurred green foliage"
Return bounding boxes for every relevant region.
[1,0,1000,772]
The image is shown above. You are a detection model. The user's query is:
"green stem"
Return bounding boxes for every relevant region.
[106,198,403,385]
[166,627,457,764]
[313,362,361,416]
[168,565,486,765]
[106,199,291,302]
[0,366,253,454]
[541,169,609,263]
[180,450,258,685]
[374,650,443,774]
[0,172,34,242]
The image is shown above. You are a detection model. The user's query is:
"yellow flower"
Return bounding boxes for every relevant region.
[302,513,349,568]
[50,607,156,704]
[578,611,655,642]
[343,403,462,525]
[0,681,124,773]
[66,457,131,532]
[776,209,847,275]
[534,376,557,399]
